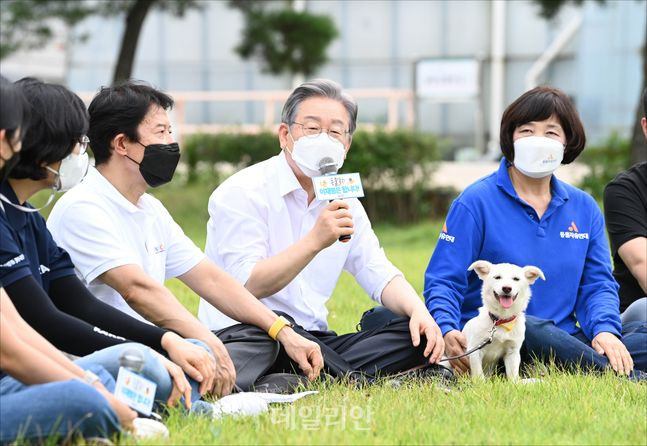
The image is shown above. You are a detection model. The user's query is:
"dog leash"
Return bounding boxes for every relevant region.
[438,324,497,362]
[387,323,498,380]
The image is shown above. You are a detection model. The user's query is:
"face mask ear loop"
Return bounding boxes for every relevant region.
[0,187,56,213]
[44,166,63,192]
[124,154,141,166]
[285,131,296,156]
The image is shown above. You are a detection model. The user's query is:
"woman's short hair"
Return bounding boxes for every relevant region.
[9,77,88,181]
[500,86,586,164]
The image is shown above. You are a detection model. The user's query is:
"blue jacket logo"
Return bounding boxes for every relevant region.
[439,222,455,243]
[560,221,589,240]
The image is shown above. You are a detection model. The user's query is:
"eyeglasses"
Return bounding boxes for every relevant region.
[292,121,350,143]
[77,135,89,155]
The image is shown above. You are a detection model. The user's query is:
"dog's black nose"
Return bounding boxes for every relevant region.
[502,286,512,294]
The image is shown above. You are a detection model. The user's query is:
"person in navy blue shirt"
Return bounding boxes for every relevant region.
[424,86,646,378]
[0,76,130,443]
[0,78,215,407]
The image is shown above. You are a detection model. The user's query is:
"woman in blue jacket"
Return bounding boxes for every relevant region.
[424,86,645,378]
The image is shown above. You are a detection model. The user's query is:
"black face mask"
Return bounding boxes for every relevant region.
[127,142,181,188]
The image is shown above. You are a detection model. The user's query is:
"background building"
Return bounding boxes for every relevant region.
[2,0,645,157]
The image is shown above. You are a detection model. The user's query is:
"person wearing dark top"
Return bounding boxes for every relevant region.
[603,88,647,323]
[0,78,213,407]
[0,75,131,443]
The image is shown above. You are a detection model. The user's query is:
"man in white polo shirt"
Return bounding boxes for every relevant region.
[47,82,323,396]
[199,79,447,378]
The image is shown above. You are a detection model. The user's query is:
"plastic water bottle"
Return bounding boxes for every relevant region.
[119,348,145,373]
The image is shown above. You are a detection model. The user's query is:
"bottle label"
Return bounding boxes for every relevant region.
[114,366,156,415]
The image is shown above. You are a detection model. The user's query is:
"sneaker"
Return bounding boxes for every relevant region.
[84,437,115,446]
[131,417,169,439]
[192,393,269,419]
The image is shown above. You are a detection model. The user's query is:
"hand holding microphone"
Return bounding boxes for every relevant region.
[317,157,353,243]
[310,200,354,249]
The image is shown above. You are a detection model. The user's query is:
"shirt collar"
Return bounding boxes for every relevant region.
[84,166,141,214]
[0,180,29,230]
[496,157,569,203]
[275,151,305,198]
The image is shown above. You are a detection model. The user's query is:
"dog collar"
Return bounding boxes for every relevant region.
[488,313,518,332]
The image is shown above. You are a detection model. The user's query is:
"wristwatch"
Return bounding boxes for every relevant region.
[268,316,294,340]
[83,369,100,385]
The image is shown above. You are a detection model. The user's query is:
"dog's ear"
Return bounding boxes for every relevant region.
[468,260,492,280]
[523,266,545,284]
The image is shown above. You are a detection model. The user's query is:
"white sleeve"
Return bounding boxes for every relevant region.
[343,200,403,304]
[158,203,205,279]
[205,185,269,286]
[47,202,139,284]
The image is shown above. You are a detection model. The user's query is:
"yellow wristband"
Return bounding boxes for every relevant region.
[268,316,292,340]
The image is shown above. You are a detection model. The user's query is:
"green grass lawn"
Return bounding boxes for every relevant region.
[34,181,645,445]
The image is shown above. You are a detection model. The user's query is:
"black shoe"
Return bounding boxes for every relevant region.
[417,364,455,382]
[389,364,455,387]
[251,373,310,394]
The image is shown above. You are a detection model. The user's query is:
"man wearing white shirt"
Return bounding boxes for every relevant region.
[48,82,323,396]
[200,79,446,377]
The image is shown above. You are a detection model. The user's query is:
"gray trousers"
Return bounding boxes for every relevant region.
[214,323,280,390]
[268,311,428,379]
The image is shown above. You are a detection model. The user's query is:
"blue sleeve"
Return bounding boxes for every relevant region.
[0,218,33,287]
[424,200,482,335]
[574,205,622,339]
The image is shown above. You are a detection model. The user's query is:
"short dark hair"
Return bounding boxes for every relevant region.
[88,81,174,166]
[10,77,88,180]
[500,86,586,164]
[0,75,29,145]
[642,87,646,117]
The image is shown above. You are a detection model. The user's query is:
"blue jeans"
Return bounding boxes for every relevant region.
[363,307,647,377]
[75,341,204,407]
[621,297,647,325]
[0,365,120,443]
[521,315,647,377]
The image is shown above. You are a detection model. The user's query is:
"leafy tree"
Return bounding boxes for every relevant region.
[230,0,338,79]
[532,0,646,163]
[1,0,200,83]
[1,0,337,86]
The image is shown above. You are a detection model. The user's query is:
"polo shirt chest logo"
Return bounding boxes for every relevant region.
[145,239,166,255]
[559,220,589,240]
[438,222,455,243]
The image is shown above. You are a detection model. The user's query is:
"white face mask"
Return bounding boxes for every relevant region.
[0,151,89,214]
[288,133,346,178]
[513,136,564,179]
[46,151,90,192]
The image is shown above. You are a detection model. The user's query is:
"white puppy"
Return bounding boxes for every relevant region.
[462,260,545,380]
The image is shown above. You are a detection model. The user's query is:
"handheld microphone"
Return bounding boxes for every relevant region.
[318,157,351,243]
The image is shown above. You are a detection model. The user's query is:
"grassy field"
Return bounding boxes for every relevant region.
[35,181,646,445]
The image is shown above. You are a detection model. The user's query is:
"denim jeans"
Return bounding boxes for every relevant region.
[363,306,647,377]
[74,341,204,406]
[521,315,647,377]
[621,297,647,325]
[0,365,120,443]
